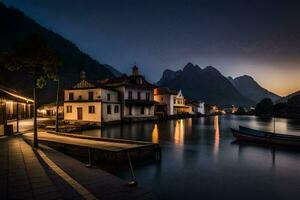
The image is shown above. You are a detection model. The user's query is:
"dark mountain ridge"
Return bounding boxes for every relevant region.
[157,63,254,106]
[0,3,121,104]
[228,75,281,103]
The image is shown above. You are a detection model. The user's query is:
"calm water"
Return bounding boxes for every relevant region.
[82,116,300,200]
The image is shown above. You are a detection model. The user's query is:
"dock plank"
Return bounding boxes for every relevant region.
[23,132,157,152]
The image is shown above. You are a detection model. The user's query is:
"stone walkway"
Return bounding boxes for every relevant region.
[0,135,156,200]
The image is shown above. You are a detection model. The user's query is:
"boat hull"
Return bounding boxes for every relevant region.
[231,127,300,147]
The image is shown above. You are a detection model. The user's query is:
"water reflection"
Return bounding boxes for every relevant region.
[152,124,159,144]
[80,116,300,200]
[213,116,220,157]
[174,119,185,146]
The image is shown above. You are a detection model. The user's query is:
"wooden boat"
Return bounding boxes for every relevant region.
[231,126,300,147]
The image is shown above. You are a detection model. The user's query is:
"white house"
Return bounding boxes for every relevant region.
[154,87,177,115]
[173,90,192,114]
[186,99,205,115]
[102,66,156,121]
[154,88,192,116]
[64,72,121,124]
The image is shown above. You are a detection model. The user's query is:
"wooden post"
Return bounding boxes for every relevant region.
[85,148,92,168]
[16,103,19,133]
[33,76,38,147]
[127,151,137,186]
[55,79,60,132]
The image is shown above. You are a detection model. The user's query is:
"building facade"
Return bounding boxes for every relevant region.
[154,88,195,116]
[64,73,121,124]
[154,87,177,116]
[102,66,156,121]
[0,84,33,135]
[38,102,64,117]
[186,100,205,115]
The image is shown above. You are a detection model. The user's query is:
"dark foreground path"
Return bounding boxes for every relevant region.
[0,135,156,200]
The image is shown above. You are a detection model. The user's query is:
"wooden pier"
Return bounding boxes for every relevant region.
[22,131,161,163]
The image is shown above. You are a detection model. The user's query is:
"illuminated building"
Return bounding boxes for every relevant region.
[0,84,34,135]
[64,71,121,125]
[102,66,156,121]
[38,102,64,117]
[154,88,194,116]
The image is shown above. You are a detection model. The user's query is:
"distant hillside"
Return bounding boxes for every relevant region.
[277,90,300,103]
[0,3,121,104]
[228,75,281,103]
[157,63,254,106]
[274,93,300,119]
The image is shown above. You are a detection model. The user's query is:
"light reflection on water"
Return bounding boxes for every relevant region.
[80,116,300,200]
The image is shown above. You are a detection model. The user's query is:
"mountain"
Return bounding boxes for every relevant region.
[229,75,281,103]
[277,90,300,103]
[0,3,121,104]
[157,63,254,106]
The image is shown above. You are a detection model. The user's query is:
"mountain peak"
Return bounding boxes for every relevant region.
[183,62,201,72]
[157,63,254,106]
[235,75,254,81]
[230,75,281,102]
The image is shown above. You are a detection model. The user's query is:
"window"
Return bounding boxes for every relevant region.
[69,93,74,101]
[141,106,144,115]
[88,92,94,100]
[129,106,132,115]
[174,98,176,104]
[107,93,111,101]
[137,92,141,100]
[88,106,95,113]
[107,105,111,114]
[146,92,150,101]
[128,91,132,100]
[66,106,72,113]
[78,95,82,100]
[114,105,119,113]
[161,97,164,102]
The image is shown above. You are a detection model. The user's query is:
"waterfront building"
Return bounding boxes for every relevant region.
[102,66,156,121]
[154,87,177,116]
[64,72,121,125]
[173,90,192,114]
[186,99,205,115]
[154,87,193,115]
[0,84,34,135]
[38,102,64,117]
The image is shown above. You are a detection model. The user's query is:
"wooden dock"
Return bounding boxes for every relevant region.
[23,132,161,163]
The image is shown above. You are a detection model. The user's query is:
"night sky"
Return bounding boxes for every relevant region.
[3,0,300,96]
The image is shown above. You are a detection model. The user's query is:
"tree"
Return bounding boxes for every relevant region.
[255,98,274,116]
[0,34,61,147]
[235,107,246,115]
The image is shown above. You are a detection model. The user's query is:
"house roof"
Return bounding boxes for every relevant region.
[154,87,178,95]
[0,84,34,103]
[67,79,117,91]
[102,75,157,90]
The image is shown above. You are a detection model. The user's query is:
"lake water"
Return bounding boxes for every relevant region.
[82,116,300,200]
